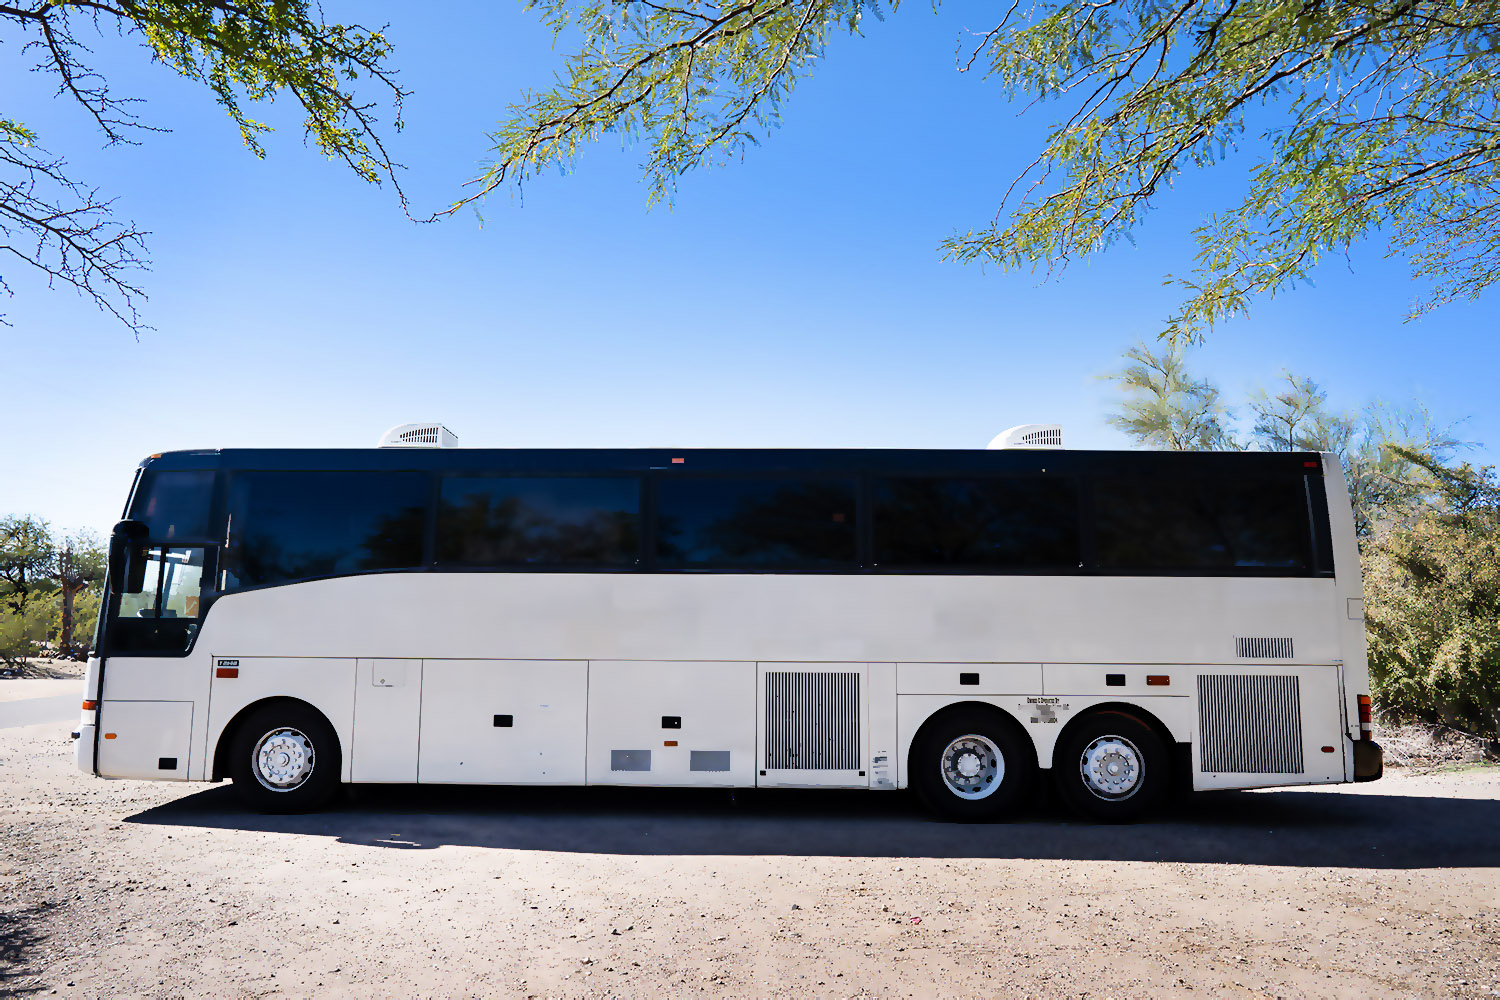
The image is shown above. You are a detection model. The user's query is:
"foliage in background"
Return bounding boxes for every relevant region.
[1364,452,1500,736]
[474,0,1500,335]
[1,1,407,332]
[1103,342,1235,450]
[0,518,106,667]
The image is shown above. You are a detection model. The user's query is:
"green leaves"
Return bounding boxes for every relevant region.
[955,0,1500,338]
[483,0,1500,334]
[448,0,886,216]
[1,1,407,332]
[1366,456,1500,735]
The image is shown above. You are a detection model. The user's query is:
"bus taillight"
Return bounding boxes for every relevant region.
[1357,694,1373,740]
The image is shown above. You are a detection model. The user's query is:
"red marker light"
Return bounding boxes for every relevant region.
[216,667,239,679]
[671,457,685,464]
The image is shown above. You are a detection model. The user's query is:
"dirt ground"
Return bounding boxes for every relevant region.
[2,680,1498,999]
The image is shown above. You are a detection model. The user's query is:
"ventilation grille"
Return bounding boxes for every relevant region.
[764,671,860,770]
[1236,636,1294,659]
[1019,428,1063,447]
[401,427,440,444]
[1198,674,1305,774]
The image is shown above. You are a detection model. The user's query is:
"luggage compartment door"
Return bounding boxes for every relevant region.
[586,661,756,786]
[418,659,586,784]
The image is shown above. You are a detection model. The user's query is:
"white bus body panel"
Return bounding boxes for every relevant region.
[95,701,192,780]
[93,566,1356,794]
[587,660,755,787]
[352,659,422,783]
[418,659,587,784]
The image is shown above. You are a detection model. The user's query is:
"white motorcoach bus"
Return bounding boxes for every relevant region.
[75,435,1382,820]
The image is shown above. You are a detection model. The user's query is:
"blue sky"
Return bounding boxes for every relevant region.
[3,2,1496,536]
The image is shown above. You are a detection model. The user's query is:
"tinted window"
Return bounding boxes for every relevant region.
[1093,476,1311,571]
[874,477,1079,568]
[437,477,639,566]
[129,470,214,540]
[222,471,428,589]
[657,478,856,568]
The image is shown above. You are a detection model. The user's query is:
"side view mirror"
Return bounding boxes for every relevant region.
[109,520,151,594]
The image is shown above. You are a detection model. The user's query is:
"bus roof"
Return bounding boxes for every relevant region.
[136,447,1328,477]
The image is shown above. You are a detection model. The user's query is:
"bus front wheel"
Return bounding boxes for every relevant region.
[229,702,342,813]
[910,707,1034,822]
[1054,711,1168,822]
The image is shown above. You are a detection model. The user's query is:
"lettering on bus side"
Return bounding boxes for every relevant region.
[1022,696,1068,724]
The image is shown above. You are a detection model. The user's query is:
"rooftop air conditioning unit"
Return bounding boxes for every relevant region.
[377,423,459,448]
[987,424,1064,450]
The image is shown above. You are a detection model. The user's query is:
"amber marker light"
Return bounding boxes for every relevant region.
[663,740,678,747]
[104,733,117,739]
[1146,675,1171,686]
[81,700,97,711]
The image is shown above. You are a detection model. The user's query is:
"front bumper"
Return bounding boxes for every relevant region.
[74,723,96,775]
[1353,739,1383,782]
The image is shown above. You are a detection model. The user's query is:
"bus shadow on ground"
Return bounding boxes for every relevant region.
[126,779,1500,869]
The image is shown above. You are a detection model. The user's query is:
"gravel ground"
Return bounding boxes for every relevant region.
[2,689,1498,999]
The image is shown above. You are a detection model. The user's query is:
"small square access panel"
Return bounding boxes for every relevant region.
[959,672,980,686]
[493,715,513,728]
[158,757,177,770]
[661,716,682,729]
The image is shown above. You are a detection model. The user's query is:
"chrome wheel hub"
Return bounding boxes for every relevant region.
[940,734,1004,800]
[253,728,315,791]
[1080,735,1143,801]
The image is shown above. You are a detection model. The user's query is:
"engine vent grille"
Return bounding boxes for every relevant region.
[1198,674,1305,774]
[764,671,860,770]
[1235,636,1295,659]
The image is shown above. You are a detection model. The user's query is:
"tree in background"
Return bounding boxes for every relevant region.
[1104,341,1235,450]
[1365,451,1500,735]
[0,515,53,617]
[48,533,106,658]
[464,0,1500,336]
[0,515,55,667]
[1,1,406,333]
[0,519,108,666]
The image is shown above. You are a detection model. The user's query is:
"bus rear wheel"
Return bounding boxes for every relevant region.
[1054,711,1168,822]
[911,707,1034,822]
[229,702,341,813]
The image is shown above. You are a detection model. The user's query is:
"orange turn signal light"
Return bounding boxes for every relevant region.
[104,733,117,740]
[81,700,97,711]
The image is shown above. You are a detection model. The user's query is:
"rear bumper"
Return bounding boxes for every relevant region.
[1353,739,1383,782]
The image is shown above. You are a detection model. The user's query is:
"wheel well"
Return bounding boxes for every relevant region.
[1050,702,1180,771]
[211,697,339,781]
[907,700,1039,776]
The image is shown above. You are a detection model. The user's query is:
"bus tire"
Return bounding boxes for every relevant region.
[910,706,1034,822]
[228,702,341,813]
[1054,711,1167,823]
